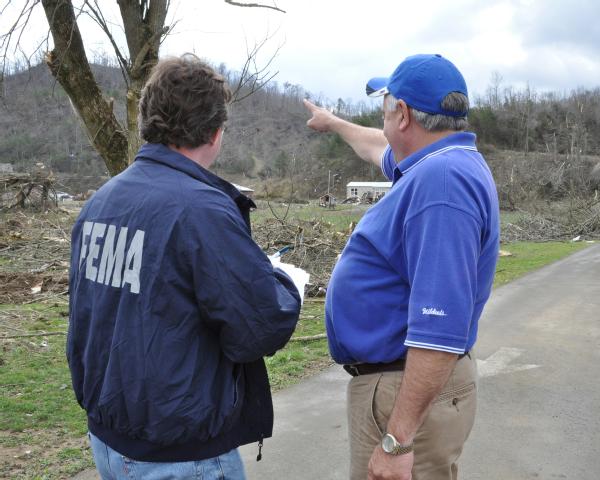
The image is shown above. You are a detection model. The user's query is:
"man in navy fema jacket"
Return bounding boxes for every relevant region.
[304,54,500,480]
[67,55,301,479]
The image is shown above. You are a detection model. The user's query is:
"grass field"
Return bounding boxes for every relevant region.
[494,241,589,286]
[0,303,93,479]
[251,201,368,232]
[0,204,592,479]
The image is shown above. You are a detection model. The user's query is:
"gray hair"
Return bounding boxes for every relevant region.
[384,92,469,132]
[383,94,399,113]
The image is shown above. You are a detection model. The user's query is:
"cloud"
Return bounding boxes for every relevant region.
[3,0,598,106]
[496,45,600,93]
[410,0,492,45]
[515,0,600,57]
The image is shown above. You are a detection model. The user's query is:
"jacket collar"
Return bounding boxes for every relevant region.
[392,132,478,183]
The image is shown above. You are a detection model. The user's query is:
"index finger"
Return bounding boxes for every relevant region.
[303,98,318,112]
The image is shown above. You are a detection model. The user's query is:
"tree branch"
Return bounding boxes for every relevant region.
[83,0,130,88]
[130,25,169,75]
[117,0,143,57]
[118,0,168,78]
[231,32,283,103]
[0,0,40,77]
[224,0,285,13]
[288,333,327,342]
[1,331,66,339]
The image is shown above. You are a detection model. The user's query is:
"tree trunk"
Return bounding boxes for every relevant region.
[118,0,169,164]
[41,0,128,176]
[126,86,143,164]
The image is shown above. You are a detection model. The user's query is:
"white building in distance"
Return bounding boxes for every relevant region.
[346,181,392,199]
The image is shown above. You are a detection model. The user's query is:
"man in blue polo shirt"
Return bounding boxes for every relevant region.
[304,54,499,480]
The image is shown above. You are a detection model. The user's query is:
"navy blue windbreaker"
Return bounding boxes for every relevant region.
[67,143,301,462]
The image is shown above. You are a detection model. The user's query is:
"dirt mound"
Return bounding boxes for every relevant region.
[0,272,68,304]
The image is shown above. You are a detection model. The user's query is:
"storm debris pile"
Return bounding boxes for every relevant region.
[253,218,350,296]
[0,169,58,210]
[502,199,600,242]
[0,210,73,304]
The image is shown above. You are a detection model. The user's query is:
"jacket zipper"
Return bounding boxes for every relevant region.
[256,435,264,461]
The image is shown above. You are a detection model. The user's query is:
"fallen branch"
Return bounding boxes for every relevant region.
[289,333,327,342]
[1,331,66,339]
[22,290,69,304]
[224,0,286,13]
[0,322,28,333]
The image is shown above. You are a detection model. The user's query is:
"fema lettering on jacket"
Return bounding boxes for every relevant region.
[78,221,145,294]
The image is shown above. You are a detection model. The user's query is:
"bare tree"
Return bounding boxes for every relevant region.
[485,71,503,110]
[1,0,284,175]
[229,32,282,103]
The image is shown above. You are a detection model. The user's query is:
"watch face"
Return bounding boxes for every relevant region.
[382,434,395,453]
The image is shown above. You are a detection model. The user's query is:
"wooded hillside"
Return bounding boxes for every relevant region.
[1,62,599,205]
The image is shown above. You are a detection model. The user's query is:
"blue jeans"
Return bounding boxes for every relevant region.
[88,432,247,480]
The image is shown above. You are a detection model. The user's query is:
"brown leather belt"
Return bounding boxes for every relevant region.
[343,351,470,377]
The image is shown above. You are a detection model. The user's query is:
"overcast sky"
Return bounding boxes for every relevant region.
[3,0,600,105]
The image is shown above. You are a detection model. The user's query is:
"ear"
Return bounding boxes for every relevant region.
[397,100,411,131]
[209,127,223,145]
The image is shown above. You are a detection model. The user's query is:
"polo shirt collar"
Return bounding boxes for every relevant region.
[392,132,478,183]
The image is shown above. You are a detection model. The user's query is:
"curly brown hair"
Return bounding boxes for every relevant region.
[138,54,232,148]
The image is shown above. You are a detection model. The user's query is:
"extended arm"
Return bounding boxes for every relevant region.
[303,99,388,167]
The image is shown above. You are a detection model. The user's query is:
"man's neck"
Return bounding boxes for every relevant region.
[395,129,461,162]
[168,144,214,169]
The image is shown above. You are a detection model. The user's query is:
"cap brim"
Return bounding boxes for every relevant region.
[366,77,389,97]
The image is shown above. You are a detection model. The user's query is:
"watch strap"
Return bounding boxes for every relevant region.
[382,433,414,455]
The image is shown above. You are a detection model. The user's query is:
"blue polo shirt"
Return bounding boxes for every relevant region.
[325,132,499,364]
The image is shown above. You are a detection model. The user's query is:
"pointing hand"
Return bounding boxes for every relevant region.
[303,99,338,133]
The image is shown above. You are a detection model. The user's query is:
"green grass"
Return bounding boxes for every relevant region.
[251,201,368,232]
[0,340,86,434]
[0,303,95,479]
[494,241,589,287]
[266,300,331,390]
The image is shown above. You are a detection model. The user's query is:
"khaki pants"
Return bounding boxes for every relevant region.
[347,352,478,480]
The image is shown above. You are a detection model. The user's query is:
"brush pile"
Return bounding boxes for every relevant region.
[253,218,350,296]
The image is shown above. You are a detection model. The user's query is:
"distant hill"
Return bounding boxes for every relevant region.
[1,62,599,204]
[0,62,377,197]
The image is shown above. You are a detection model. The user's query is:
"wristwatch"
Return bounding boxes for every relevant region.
[381,433,414,455]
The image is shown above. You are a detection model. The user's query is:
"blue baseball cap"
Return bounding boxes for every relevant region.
[366,54,468,117]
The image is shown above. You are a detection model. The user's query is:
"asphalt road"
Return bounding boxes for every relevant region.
[459,242,600,479]
[73,243,600,480]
